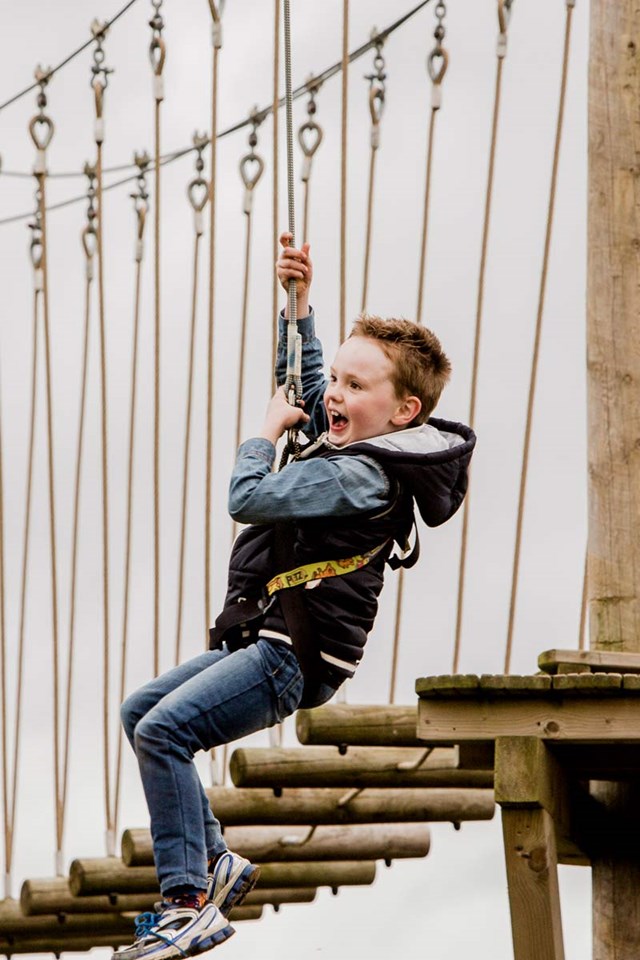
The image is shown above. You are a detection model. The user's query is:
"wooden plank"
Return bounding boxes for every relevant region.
[229,746,492,789]
[206,786,495,826]
[539,649,640,675]
[295,705,420,746]
[551,672,623,694]
[417,696,640,744]
[502,808,565,960]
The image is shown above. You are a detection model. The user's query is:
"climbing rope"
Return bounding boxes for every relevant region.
[90,20,117,857]
[0,367,6,899]
[452,0,514,674]
[29,67,63,875]
[416,0,448,324]
[339,0,349,342]
[204,1,223,645]
[114,153,150,835]
[150,0,166,678]
[63,164,97,874]
[578,551,587,650]
[298,78,323,243]
[235,111,266,458]
[360,33,386,313]
[272,0,281,378]
[504,0,576,673]
[175,135,210,666]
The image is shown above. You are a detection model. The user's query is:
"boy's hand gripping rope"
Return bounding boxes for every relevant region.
[279,0,303,468]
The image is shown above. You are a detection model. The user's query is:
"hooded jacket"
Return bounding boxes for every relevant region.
[212,417,475,691]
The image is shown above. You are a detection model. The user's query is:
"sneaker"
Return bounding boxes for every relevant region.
[206,851,261,916]
[112,899,234,960]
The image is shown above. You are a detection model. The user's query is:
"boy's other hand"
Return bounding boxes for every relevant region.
[277,231,312,317]
[259,386,310,445]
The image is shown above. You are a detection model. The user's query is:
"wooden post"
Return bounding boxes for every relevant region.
[588,1,640,956]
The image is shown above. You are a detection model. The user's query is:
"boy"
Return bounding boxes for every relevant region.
[115,234,475,960]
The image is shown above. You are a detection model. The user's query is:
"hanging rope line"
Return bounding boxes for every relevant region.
[0,366,6,898]
[504,0,576,674]
[235,111,265,459]
[114,152,149,836]
[29,68,63,876]
[175,135,209,667]
[204,0,222,647]
[339,0,349,342]
[271,0,281,378]
[389,3,448,704]
[0,0,141,114]
[298,78,323,242]
[578,550,587,650]
[416,1,448,324]
[91,20,116,857]
[0,0,434,228]
[63,163,96,877]
[150,0,166,678]
[451,0,514,674]
[2,214,44,899]
[360,33,386,314]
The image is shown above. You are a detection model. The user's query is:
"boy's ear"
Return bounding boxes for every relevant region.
[392,395,422,427]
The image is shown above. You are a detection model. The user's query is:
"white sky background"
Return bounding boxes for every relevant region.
[0,1,591,958]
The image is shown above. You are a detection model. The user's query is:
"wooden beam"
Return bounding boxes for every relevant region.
[122,823,432,867]
[494,738,567,959]
[296,705,420,746]
[417,694,640,744]
[538,649,640,675]
[205,786,495,826]
[229,746,492,789]
[68,857,377,896]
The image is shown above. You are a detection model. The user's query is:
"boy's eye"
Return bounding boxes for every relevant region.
[350,381,361,390]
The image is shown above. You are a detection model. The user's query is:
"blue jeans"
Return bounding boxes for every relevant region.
[121,639,333,895]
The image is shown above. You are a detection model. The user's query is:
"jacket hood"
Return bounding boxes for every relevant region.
[343,417,476,528]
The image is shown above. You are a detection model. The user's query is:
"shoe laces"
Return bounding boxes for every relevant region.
[134,911,160,938]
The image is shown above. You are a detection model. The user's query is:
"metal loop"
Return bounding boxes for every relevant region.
[297,119,323,158]
[427,47,449,85]
[498,0,515,35]
[28,114,54,151]
[369,85,385,126]
[149,36,166,76]
[187,176,210,212]
[239,152,264,191]
[29,233,43,270]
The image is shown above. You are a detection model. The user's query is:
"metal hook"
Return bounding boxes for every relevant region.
[278,825,318,848]
[395,747,435,772]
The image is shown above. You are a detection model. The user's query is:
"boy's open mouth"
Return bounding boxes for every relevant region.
[330,411,348,430]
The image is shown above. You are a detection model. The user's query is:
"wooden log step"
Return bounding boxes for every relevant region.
[229,746,493,789]
[206,786,495,826]
[296,705,420,747]
[21,875,316,915]
[538,648,640,675]
[69,857,377,897]
[0,897,134,936]
[122,823,432,867]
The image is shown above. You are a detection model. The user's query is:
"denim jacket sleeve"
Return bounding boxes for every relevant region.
[275,308,328,438]
[228,438,390,524]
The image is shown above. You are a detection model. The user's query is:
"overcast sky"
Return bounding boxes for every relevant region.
[0,1,590,957]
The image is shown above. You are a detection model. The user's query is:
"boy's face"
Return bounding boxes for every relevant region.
[324,336,418,446]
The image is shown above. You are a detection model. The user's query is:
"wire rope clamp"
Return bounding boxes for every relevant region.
[240,109,265,214]
[149,0,166,103]
[298,121,323,182]
[211,19,223,49]
[29,118,54,175]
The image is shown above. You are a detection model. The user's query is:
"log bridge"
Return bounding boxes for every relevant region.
[416,648,640,960]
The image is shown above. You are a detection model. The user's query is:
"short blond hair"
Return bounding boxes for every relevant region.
[349,315,451,423]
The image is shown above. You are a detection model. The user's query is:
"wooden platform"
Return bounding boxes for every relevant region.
[416,655,640,960]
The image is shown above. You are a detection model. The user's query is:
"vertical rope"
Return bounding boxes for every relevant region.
[299,81,323,243]
[114,154,149,832]
[452,0,513,673]
[91,21,114,855]
[578,550,588,651]
[272,0,281,378]
[0,359,6,898]
[504,0,575,673]
[150,0,166,678]
[205,2,222,645]
[360,36,386,314]
[176,137,209,665]
[416,2,448,324]
[339,0,349,342]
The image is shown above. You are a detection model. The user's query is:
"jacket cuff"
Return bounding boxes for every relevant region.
[237,437,276,466]
[278,307,315,341]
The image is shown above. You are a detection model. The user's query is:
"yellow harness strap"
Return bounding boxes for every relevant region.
[266,540,389,597]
